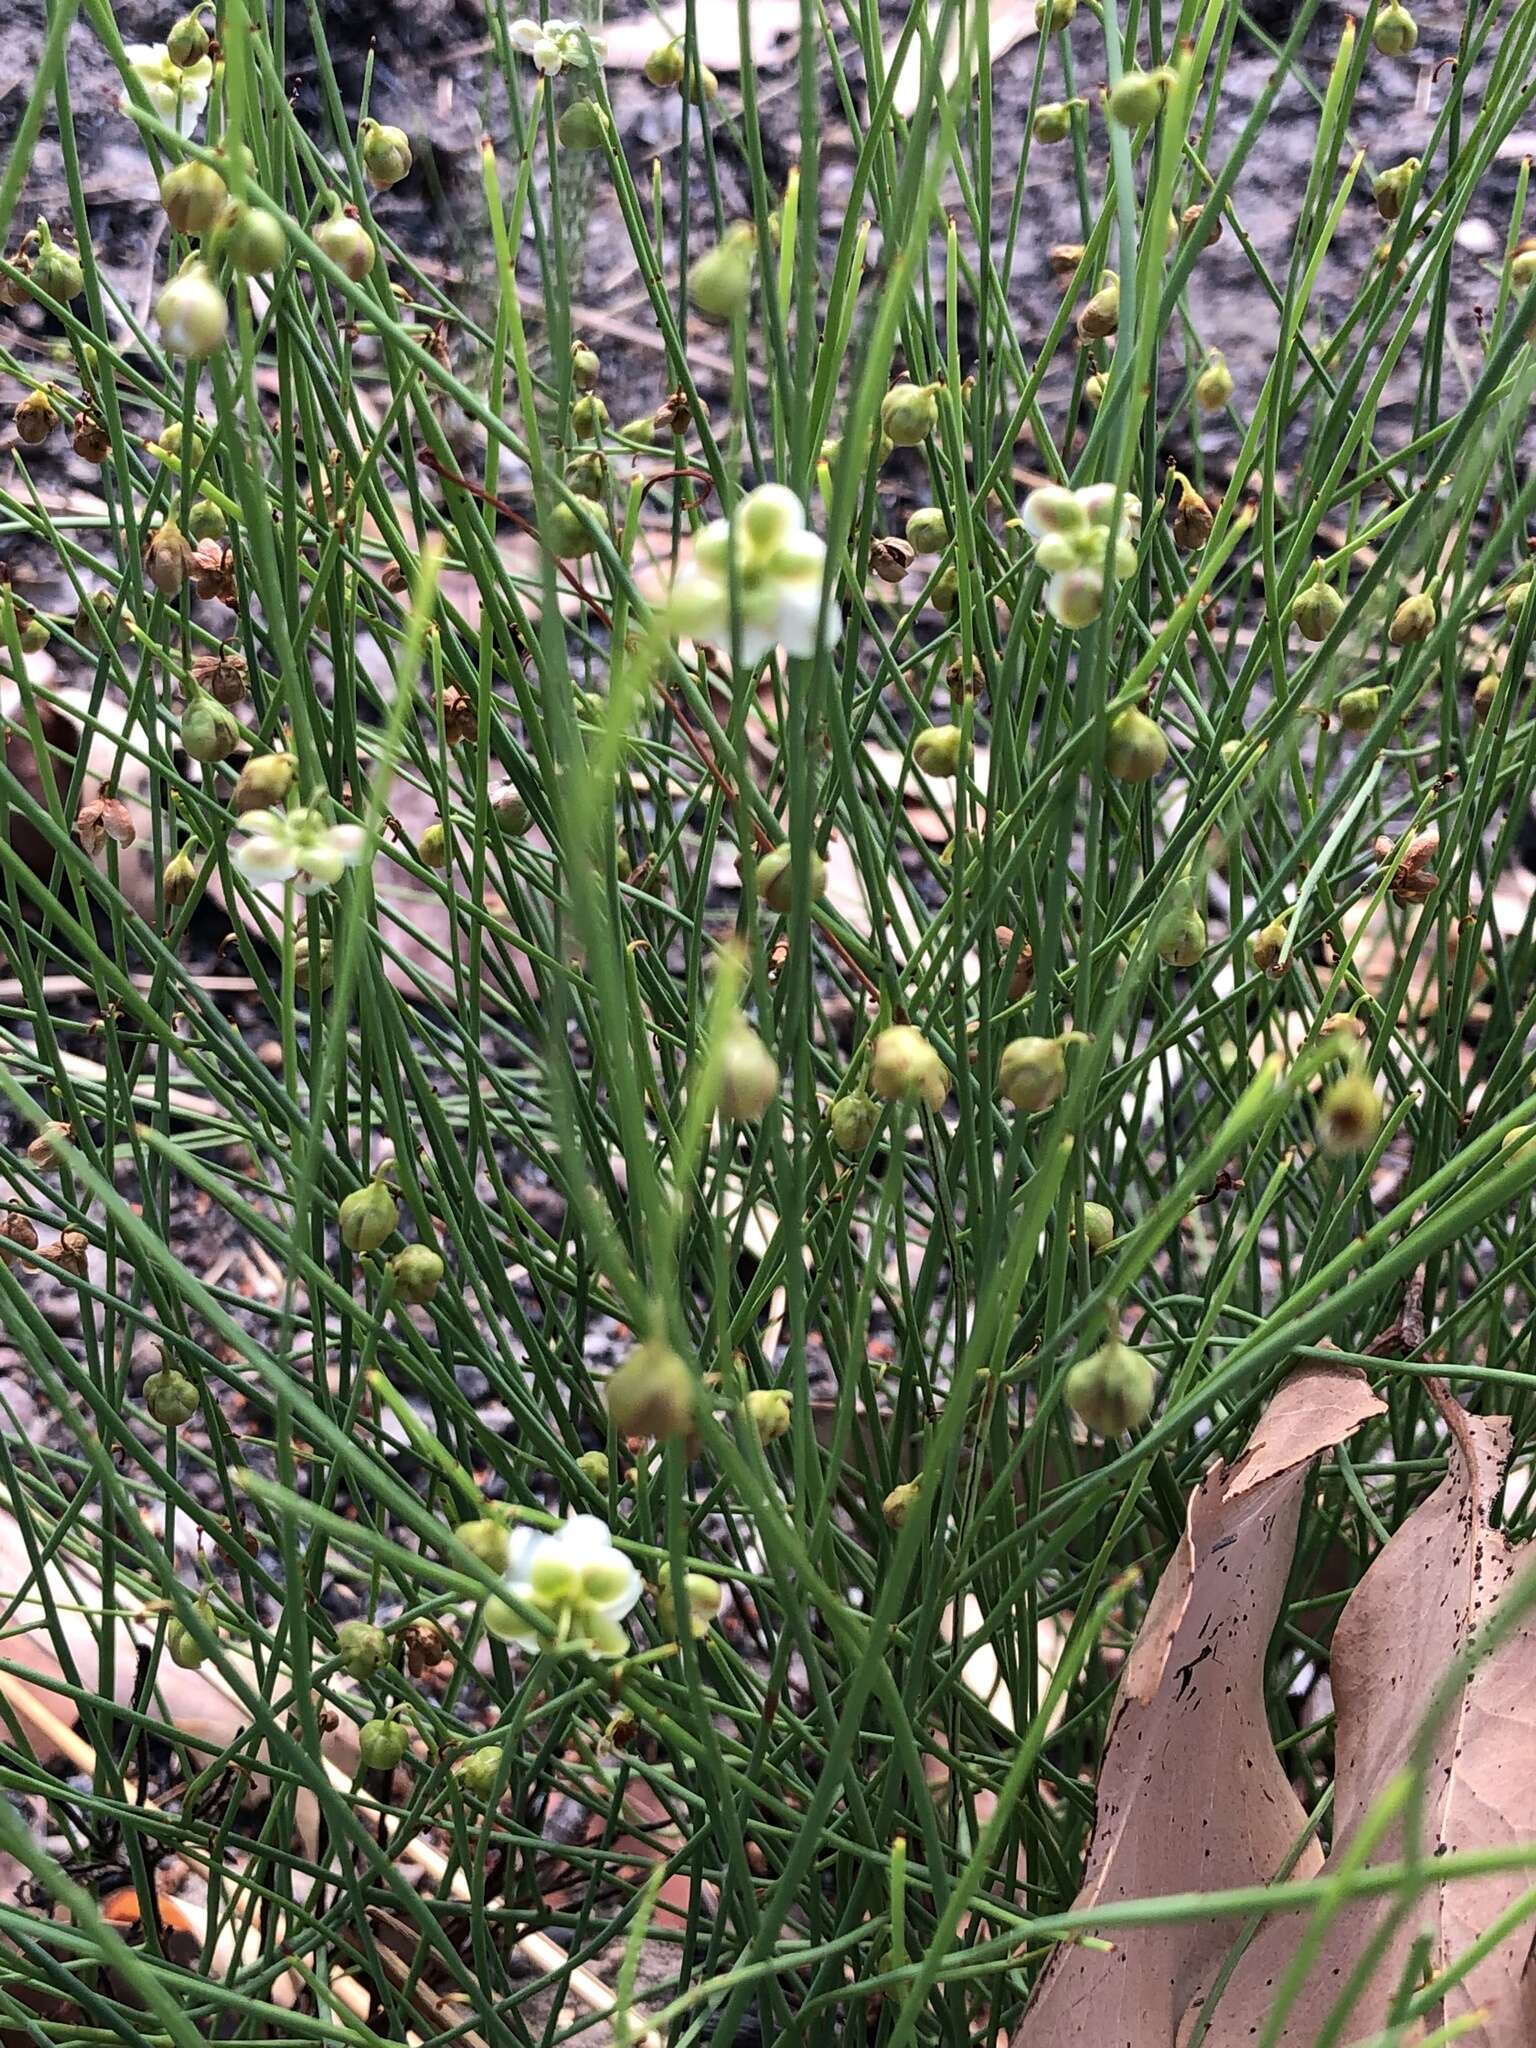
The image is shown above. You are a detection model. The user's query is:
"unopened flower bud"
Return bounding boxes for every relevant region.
[1289,577,1344,641]
[145,1367,199,1426]
[1104,705,1168,782]
[234,753,297,814]
[571,340,601,391]
[1337,685,1384,733]
[998,1034,1067,1112]
[828,1089,880,1155]
[218,201,288,275]
[156,260,227,357]
[905,506,949,553]
[1073,1201,1115,1256]
[359,1717,408,1770]
[684,59,719,104]
[546,497,607,559]
[755,843,828,913]
[719,1024,779,1122]
[491,783,531,834]
[455,1745,504,1796]
[1065,1337,1156,1436]
[870,1025,950,1111]
[455,1517,511,1570]
[576,1450,609,1488]
[1371,161,1419,229]
[166,10,210,66]
[1108,67,1173,128]
[359,119,412,189]
[339,1174,398,1254]
[930,564,959,613]
[314,208,376,281]
[161,159,227,234]
[745,1387,792,1445]
[1033,99,1081,144]
[1388,590,1436,645]
[162,845,199,906]
[882,1478,921,1528]
[1194,350,1233,413]
[880,380,940,447]
[606,1338,695,1440]
[146,517,193,597]
[572,393,609,438]
[13,390,58,446]
[166,1614,207,1669]
[657,1565,722,1639]
[1037,0,1077,30]
[1250,916,1290,974]
[390,1244,444,1305]
[336,1618,391,1680]
[1171,478,1213,551]
[28,222,83,301]
[1510,241,1536,290]
[419,821,448,869]
[913,722,966,778]
[870,536,915,584]
[1155,900,1207,968]
[1316,1070,1382,1155]
[181,690,242,763]
[1372,1,1418,55]
[643,39,685,87]
[688,225,756,322]
[558,99,608,150]
[1076,272,1120,341]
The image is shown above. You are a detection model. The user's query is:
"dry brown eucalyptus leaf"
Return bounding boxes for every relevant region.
[1011,1361,1385,2048]
[1189,1386,1536,2048]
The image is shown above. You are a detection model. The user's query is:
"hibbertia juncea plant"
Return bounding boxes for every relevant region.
[3,0,1536,2043]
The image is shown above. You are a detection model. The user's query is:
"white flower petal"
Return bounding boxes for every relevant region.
[325,823,370,866]
[233,836,300,884]
[771,531,828,587]
[508,18,542,51]
[593,1557,642,1620]
[669,562,729,642]
[297,844,347,888]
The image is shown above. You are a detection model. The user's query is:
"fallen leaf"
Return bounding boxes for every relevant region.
[1188,1386,1536,2048]
[1011,1361,1386,2048]
[880,0,1036,122]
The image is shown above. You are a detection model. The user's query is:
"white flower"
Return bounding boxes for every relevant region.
[484,1514,641,1659]
[233,806,370,896]
[669,482,842,665]
[1021,481,1141,629]
[508,16,606,75]
[121,43,214,136]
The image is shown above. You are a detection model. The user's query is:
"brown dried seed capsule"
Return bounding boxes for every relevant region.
[72,412,110,463]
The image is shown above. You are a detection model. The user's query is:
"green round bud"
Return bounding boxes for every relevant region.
[755,843,828,913]
[166,1617,207,1668]
[1250,917,1290,975]
[455,1744,504,1797]
[419,821,448,869]
[745,1387,793,1445]
[998,1035,1067,1112]
[161,160,228,235]
[234,753,297,815]
[1077,273,1120,341]
[188,497,227,542]
[166,11,210,66]
[1108,68,1172,128]
[492,784,531,834]
[643,40,685,87]
[359,120,412,190]
[880,381,940,448]
[162,846,200,907]
[913,723,966,778]
[571,341,601,391]
[1036,0,1077,31]
[1337,685,1384,734]
[606,1338,695,1440]
[218,201,288,276]
[145,1368,200,1426]
[390,1245,445,1305]
[156,260,228,357]
[339,1177,398,1254]
[576,1449,610,1488]
[1155,902,1207,968]
[29,227,84,302]
[1073,1201,1115,1256]
[546,498,608,559]
[359,1718,409,1770]
[557,100,609,150]
[719,1024,780,1122]
[905,507,950,554]
[687,226,756,323]
[181,693,242,763]
[1372,1,1418,55]
[1104,706,1168,783]
[882,1479,922,1528]
[1065,1338,1157,1436]
[930,565,959,614]
[1373,158,1419,223]
[1194,351,1234,413]
[870,1025,950,1111]
[1289,578,1344,641]
[336,1618,391,1681]
[829,1089,880,1155]
[571,393,609,440]
[455,1517,511,1571]
[1316,1071,1382,1156]
[314,210,376,282]
[1388,591,1436,645]
[1032,100,1075,144]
